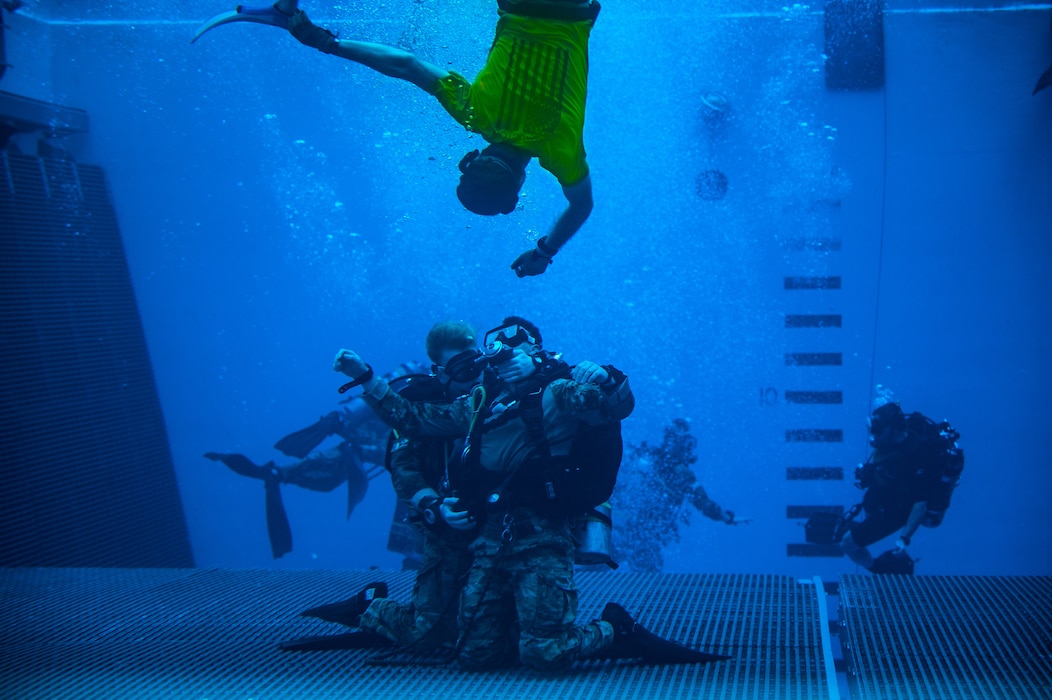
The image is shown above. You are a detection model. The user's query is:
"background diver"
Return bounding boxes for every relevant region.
[612,418,752,573]
[205,362,424,558]
[193,0,599,277]
[831,399,965,575]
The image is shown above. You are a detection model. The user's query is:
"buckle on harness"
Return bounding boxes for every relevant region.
[502,513,515,543]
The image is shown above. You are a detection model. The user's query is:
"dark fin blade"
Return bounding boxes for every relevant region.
[631,626,731,664]
[204,452,269,480]
[1034,64,1052,95]
[346,457,369,519]
[870,549,916,575]
[273,415,336,458]
[265,478,293,559]
[278,631,392,652]
[300,598,363,627]
[596,627,731,665]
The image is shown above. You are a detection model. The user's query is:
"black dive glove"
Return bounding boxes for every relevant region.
[288,10,338,53]
[600,365,627,388]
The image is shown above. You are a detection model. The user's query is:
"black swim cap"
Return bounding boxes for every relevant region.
[456,146,528,216]
[869,402,905,449]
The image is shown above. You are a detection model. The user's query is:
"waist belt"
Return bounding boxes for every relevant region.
[498,0,601,23]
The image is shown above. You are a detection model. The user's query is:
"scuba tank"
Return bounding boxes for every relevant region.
[572,502,617,568]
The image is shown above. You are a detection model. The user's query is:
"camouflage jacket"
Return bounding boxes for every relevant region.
[364,366,633,481]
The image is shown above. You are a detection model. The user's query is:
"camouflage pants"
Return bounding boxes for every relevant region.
[359,527,473,653]
[456,508,613,671]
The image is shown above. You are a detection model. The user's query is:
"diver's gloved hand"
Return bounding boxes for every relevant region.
[726,513,753,525]
[333,349,369,379]
[493,349,538,384]
[894,536,910,553]
[439,497,476,531]
[511,246,553,278]
[572,360,610,386]
[288,9,337,53]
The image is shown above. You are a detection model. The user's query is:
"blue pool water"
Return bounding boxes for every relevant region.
[2,0,1050,580]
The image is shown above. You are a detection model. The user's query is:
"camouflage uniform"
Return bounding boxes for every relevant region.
[456,507,609,671]
[360,526,474,651]
[363,361,634,671]
[359,379,477,654]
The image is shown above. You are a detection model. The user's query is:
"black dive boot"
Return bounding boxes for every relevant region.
[300,582,389,628]
[599,602,730,665]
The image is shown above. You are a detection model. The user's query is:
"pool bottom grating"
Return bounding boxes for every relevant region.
[838,574,1052,700]
[1,568,832,700]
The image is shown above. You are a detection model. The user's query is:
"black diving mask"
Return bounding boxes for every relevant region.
[868,403,905,449]
[436,348,486,384]
[458,149,480,173]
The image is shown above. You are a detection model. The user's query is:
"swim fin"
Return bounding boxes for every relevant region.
[869,548,915,575]
[597,603,730,665]
[1034,64,1052,95]
[300,582,389,628]
[191,4,292,44]
[204,452,273,480]
[274,411,342,458]
[265,475,293,559]
[278,630,393,652]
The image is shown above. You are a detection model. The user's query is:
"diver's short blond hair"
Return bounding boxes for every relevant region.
[425,321,477,363]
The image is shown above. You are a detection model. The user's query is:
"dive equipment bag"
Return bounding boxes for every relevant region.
[805,512,845,545]
[804,503,860,545]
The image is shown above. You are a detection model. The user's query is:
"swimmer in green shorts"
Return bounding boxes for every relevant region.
[195,0,600,278]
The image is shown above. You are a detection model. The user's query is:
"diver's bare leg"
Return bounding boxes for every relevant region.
[840,531,874,569]
[329,41,448,91]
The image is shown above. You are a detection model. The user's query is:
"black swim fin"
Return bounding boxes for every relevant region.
[204,452,273,480]
[1034,64,1052,95]
[598,603,730,665]
[273,411,342,458]
[205,452,291,557]
[869,549,915,575]
[278,630,393,652]
[265,476,293,559]
[191,4,292,44]
[300,582,389,628]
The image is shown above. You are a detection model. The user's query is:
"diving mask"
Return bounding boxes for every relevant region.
[483,323,538,350]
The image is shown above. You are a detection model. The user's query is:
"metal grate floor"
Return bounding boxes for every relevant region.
[1,568,833,700]
[839,575,1052,700]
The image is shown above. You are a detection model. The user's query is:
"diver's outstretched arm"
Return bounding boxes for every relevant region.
[511,175,593,276]
[290,10,448,92]
[549,175,593,250]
